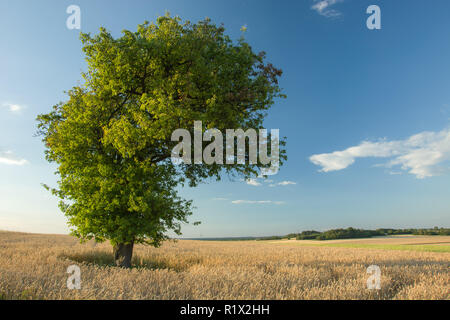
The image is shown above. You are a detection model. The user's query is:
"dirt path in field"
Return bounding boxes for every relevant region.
[272,235,450,246]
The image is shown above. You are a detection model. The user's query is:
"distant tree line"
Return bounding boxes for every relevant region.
[188,227,449,241]
[285,227,450,241]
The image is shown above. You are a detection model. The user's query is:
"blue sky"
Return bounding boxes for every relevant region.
[1,0,449,237]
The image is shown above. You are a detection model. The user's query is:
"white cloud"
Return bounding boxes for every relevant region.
[269,181,297,187]
[246,178,262,186]
[311,0,343,17]
[231,200,285,205]
[246,178,296,187]
[212,197,228,201]
[276,181,297,186]
[310,128,450,179]
[2,103,25,113]
[0,151,29,166]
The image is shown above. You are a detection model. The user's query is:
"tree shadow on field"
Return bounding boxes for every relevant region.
[58,250,201,272]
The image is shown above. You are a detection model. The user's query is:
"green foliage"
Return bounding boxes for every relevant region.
[36,14,285,247]
[294,230,321,240]
[255,235,284,241]
[315,227,379,240]
[290,227,450,241]
[411,228,450,236]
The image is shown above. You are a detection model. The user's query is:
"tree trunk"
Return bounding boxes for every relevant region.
[113,242,134,268]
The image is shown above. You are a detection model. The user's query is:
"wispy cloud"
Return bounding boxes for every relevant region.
[0,151,29,166]
[269,181,297,187]
[441,104,450,120]
[246,178,262,186]
[212,197,229,201]
[310,128,450,179]
[311,0,344,18]
[2,103,25,113]
[246,178,296,187]
[231,200,285,205]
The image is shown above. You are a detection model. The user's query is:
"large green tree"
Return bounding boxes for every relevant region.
[37,14,285,268]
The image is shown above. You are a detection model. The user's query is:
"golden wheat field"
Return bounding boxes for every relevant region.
[0,231,448,300]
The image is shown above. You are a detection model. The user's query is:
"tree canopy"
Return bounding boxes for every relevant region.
[36,14,285,261]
